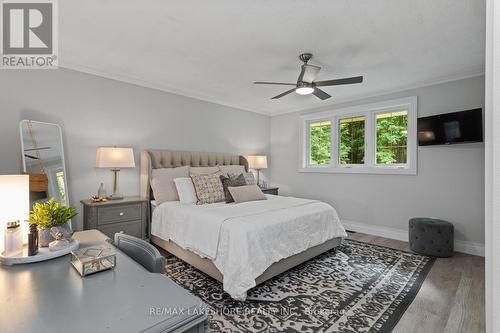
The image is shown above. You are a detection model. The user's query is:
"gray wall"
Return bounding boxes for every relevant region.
[0,68,484,247]
[270,76,485,245]
[0,68,270,230]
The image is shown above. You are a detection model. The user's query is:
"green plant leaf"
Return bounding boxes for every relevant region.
[28,198,77,229]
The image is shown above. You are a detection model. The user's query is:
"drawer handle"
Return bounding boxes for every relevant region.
[119,212,124,216]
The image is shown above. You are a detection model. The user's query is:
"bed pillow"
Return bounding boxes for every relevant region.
[218,165,245,177]
[228,185,267,203]
[190,166,220,175]
[220,173,246,203]
[229,171,257,185]
[150,166,190,204]
[173,177,197,204]
[191,172,225,204]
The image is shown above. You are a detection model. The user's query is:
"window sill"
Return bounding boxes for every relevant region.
[298,166,417,175]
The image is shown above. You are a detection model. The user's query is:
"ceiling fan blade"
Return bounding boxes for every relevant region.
[315,76,363,87]
[298,64,321,83]
[254,81,296,86]
[24,147,51,152]
[24,154,39,160]
[272,88,296,99]
[313,88,331,100]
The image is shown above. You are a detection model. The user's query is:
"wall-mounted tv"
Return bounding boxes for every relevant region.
[417,108,483,146]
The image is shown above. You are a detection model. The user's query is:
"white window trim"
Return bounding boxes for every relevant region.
[304,118,333,168]
[299,96,418,175]
[335,113,368,169]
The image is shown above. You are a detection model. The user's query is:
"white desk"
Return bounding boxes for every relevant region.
[0,230,207,333]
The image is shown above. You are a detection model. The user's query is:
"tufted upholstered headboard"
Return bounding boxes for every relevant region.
[140,149,249,200]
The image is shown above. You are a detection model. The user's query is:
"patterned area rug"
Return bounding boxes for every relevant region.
[165,239,434,333]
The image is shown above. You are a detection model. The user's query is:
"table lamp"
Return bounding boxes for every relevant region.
[246,155,268,187]
[96,147,135,200]
[0,175,29,253]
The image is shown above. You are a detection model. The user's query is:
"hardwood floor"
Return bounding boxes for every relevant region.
[348,232,485,333]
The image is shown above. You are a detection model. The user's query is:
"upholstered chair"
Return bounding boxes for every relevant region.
[114,233,166,273]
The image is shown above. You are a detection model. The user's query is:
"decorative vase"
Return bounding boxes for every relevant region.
[98,183,107,199]
[38,222,73,247]
[38,228,51,247]
[28,224,39,256]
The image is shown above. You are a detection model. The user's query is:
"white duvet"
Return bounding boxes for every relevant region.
[151,195,347,300]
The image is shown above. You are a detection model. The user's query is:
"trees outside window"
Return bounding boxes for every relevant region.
[302,97,417,174]
[309,120,331,165]
[339,117,365,164]
[376,111,408,164]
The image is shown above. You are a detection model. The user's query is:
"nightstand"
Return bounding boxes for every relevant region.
[81,197,148,240]
[261,187,279,195]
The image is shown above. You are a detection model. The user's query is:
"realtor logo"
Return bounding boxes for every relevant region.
[1,0,58,68]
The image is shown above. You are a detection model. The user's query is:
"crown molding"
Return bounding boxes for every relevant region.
[59,60,483,118]
[270,68,485,116]
[58,61,271,116]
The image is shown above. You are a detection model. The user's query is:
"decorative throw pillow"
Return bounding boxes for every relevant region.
[220,173,246,203]
[190,166,220,175]
[228,185,267,203]
[150,166,190,204]
[173,177,197,204]
[229,172,256,185]
[191,172,225,204]
[218,165,245,177]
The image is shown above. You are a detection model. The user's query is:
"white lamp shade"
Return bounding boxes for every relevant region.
[0,175,29,252]
[247,155,268,169]
[96,147,136,168]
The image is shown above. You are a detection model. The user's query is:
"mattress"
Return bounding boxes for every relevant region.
[151,194,347,300]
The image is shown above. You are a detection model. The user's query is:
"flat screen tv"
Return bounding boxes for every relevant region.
[417,108,483,146]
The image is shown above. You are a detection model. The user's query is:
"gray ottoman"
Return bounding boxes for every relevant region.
[409,217,454,257]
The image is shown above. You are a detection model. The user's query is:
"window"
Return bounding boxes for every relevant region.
[376,111,408,165]
[55,171,66,203]
[339,116,365,165]
[301,97,417,174]
[308,120,331,165]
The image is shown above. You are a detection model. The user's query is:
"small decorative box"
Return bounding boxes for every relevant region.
[71,245,116,276]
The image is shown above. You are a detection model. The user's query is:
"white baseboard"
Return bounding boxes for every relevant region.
[342,220,485,257]
[454,239,485,257]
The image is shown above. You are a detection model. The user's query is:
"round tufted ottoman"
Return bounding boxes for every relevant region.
[409,217,454,257]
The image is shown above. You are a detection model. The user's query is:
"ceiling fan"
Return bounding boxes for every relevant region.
[254,53,363,100]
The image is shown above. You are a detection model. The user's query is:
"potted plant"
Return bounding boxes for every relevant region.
[28,198,77,247]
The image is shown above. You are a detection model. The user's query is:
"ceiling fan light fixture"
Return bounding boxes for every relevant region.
[295,87,314,95]
[254,53,363,100]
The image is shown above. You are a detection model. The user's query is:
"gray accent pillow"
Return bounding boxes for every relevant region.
[191,171,225,205]
[220,174,246,203]
[150,166,190,204]
[228,172,256,185]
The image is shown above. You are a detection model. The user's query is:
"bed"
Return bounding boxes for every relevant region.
[140,149,347,300]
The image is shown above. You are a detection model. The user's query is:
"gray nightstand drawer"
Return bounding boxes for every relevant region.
[98,204,142,225]
[99,220,142,239]
[81,197,148,240]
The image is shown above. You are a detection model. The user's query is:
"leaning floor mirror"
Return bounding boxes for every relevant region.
[19,120,72,229]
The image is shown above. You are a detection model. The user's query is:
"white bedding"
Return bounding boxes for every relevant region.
[151,195,347,300]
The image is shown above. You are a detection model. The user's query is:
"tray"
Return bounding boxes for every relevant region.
[0,239,80,266]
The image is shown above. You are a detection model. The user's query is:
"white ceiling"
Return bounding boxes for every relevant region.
[59,0,485,116]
